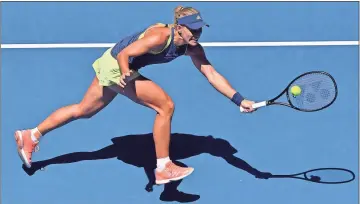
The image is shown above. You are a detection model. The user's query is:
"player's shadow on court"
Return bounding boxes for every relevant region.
[22,133,271,203]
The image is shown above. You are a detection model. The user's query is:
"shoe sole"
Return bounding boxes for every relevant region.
[155,168,194,185]
[15,131,31,168]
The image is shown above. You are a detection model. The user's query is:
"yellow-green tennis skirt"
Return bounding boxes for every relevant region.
[92,47,122,86]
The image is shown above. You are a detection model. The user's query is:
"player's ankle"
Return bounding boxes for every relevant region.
[156,156,171,171]
[31,127,42,142]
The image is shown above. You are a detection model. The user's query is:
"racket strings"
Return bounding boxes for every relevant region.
[304,169,355,183]
[287,72,337,111]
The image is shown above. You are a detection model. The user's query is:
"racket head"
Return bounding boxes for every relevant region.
[303,168,355,184]
[284,71,338,112]
[270,168,355,184]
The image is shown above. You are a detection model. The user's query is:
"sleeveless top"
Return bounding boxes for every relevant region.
[110,23,188,70]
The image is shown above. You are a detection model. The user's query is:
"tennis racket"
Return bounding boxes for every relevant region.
[269,168,355,184]
[240,71,338,113]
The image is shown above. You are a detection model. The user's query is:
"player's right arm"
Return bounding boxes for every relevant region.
[116,29,169,87]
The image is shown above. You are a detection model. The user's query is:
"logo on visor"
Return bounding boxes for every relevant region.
[196,15,201,20]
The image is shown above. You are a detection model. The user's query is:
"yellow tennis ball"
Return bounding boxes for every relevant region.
[291,85,302,96]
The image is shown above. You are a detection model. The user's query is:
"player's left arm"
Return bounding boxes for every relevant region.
[187,44,237,99]
[187,44,254,110]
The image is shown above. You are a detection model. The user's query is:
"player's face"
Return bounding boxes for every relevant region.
[180,26,203,46]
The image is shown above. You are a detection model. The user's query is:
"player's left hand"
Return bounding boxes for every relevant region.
[240,99,255,113]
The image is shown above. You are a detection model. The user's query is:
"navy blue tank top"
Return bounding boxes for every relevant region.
[110,24,188,70]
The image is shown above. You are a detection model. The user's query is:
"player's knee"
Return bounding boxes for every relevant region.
[158,98,175,117]
[73,104,94,119]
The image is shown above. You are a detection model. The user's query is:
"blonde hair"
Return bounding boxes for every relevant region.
[174,6,200,25]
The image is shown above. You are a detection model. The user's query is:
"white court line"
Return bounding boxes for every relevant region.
[2,0,360,2]
[1,41,359,49]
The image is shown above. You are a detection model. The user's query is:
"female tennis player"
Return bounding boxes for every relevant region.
[15,6,255,185]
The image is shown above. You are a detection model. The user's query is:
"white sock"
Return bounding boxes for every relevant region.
[30,127,42,143]
[156,157,171,171]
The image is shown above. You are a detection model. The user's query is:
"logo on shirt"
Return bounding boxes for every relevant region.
[165,53,178,60]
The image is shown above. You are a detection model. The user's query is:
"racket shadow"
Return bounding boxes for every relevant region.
[269,168,356,184]
[22,132,271,202]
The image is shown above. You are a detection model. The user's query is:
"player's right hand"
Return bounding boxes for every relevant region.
[119,70,133,88]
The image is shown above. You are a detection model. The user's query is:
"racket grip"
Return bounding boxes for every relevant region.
[239,101,267,113]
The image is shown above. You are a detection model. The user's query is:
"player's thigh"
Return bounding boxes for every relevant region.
[109,75,173,114]
[78,77,117,117]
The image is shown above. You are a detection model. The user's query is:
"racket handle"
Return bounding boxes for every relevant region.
[239,101,267,113]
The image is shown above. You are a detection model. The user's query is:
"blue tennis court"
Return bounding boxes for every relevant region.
[1,2,359,204]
